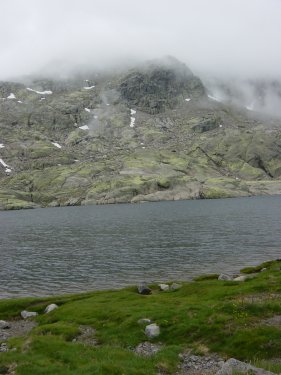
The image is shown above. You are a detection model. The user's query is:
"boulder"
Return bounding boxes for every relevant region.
[0,320,10,329]
[170,283,182,291]
[145,323,160,338]
[159,283,169,291]
[44,304,58,314]
[233,275,247,282]
[138,283,152,295]
[216,358,275,375]
[218,274,233,281]
[21,310,38,319]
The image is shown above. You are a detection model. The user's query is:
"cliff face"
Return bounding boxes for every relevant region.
[0,58,281,210]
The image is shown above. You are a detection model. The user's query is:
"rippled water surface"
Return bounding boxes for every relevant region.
[0,196,280,298]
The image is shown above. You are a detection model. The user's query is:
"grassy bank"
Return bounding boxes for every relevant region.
[0,260,281,374]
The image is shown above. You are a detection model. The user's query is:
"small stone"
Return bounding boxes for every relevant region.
[170,283,182,290]
[138,318,152,325]
[0,320,10,329]
[138,283,152,295]
[21,310,38,319]
[261,268,267,272]
[145,323,160,338]
[233,275,247,282]
[0,343,8,352]
[218,274,233,281]
[159,283,169,291]
[44,304,58,314]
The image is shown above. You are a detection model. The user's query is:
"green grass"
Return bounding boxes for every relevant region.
[0,261,281,374]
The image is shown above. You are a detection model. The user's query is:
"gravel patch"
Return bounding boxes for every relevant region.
[72,325,97,346]
[0,320,37,344]
[175,353,225,375]
[135,342,161,357]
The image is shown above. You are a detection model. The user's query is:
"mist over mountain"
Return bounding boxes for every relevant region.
[1,0,281,82]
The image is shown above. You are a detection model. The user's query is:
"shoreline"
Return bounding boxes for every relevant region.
[0,259,281,374]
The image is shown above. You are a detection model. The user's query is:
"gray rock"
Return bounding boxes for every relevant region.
[0,343,8,352]
[218,274,233,281]
[261,267,267,272]
[138,283,152,295]
[138,318,152,325]
[44,303,58,313]
[216,358,275,375]
[0,320,10,329]
[170,283,182,290]
[145,323,160,338]
[159,283,169,291]
[21,310,38,319]
[233,275,247,282]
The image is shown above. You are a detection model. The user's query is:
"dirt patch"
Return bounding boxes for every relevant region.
[261,315,281,327]
[235,293,281,304]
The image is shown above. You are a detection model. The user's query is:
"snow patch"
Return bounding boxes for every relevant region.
[219,124,223,128]
[208,94,222,102]
[0,158,9,168]
[40,97,46,101]
[83,86,95,90]
[17,100,23,103]
[51,142,62,149]
[130,109,136,115]
[0,144,4,148]
[79,125,89,130]
[5,168,11,173]
[94,115,98,119]
[185,98,191,102]
[84,108,91,113]
[130,117,135,128]
[7,93,16,99]
[27,88,52,95]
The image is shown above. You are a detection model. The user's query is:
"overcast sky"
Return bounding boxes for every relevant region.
[1,0,280,80]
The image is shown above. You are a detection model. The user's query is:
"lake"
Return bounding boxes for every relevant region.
[0,196,280,298]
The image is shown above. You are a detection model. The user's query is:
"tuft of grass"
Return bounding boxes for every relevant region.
[240,259,281,274]
[193,274,219,281]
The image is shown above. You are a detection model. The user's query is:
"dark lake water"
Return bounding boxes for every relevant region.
[0,196,280,298]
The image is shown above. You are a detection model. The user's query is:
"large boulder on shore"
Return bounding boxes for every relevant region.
[216,358,276,375]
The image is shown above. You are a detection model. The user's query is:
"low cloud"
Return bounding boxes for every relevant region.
[1,0,281,81]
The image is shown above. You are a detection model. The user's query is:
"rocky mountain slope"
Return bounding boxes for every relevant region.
[0,57,281,209]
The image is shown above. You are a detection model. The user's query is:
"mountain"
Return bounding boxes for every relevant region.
[0,57,281,210]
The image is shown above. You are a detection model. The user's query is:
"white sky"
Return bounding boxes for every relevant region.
[1,0,280,80]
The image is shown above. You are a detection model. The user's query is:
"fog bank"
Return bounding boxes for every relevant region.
[1,0,281,81]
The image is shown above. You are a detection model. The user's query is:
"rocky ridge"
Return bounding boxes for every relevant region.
[0,57,281,210]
